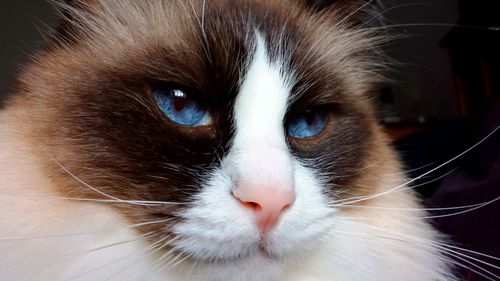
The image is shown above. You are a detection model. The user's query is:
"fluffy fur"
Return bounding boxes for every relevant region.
[0,0,455,280]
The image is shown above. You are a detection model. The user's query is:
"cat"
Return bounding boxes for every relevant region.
[0,0,458,280]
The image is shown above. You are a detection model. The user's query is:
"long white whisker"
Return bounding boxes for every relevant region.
[361,2,433,28]
[366,22,500,31]
[0,217,171,242]
[421,195,500,219]
[49,154,143,205]
[329,224,500,280]
[328,168,456,206]
[86,231,156,254]
[104,234,179,281]
[146,236,184,278]
[333,200,490,212]
[57,196,189,206]
[67,232,170,281]
[324,229,458,278]
[0,192,190,206]
[48,152,188,206]
[333,219,500,262]
[440,250,500,281]
[331,126,499,207]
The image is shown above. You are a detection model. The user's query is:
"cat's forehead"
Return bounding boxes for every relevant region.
[51,0,378,103]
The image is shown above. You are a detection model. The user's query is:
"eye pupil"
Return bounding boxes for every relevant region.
[304,111,315,125]
[172,92,189,112]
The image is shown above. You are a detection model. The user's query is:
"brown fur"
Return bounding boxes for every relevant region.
[4,0,392,258]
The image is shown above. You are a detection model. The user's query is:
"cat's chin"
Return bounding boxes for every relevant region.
[172,228,310,264]
[192,247,282,264]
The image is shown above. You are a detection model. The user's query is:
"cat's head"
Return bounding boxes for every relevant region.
[14,0,394,267]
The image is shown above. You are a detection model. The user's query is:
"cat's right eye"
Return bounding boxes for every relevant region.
[154,88,212,126]
[287,109,329,139]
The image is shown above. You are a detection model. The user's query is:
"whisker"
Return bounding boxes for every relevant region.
[330,126,500,207]
[86,231,156,254]
[440,251,500,281]
[329,223,500,280]
[333,220,500,262]
[361,2,433,28]
[0,217,171,242]
[324,229,455,278]
[57,196,189,206]
[330,189,499,222]
[49,154,145,205]
[47,152,189,206]
[103,235,180,281]
[365,22,500,31]
[145,236,184,279]
[65,232,167,281]
[107,234,179,281]
[448,260,498,281]
[328,168,456,207]
[421,195,500,219]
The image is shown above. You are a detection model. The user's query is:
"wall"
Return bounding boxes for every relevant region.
[378,0,459,123]
[0,0,57,99]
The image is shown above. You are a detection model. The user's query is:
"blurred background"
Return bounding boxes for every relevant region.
[1,0,499,280]
[0,1,57,99]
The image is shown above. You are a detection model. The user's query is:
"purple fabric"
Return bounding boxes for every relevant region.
[425,103,500,280]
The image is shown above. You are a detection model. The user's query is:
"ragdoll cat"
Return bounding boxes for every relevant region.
[0,0,456,280]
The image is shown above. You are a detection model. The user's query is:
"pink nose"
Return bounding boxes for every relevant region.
[232,185,295,233]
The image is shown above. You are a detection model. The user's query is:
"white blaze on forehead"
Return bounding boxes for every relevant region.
[173,35,333,266]
[234,35,291,146]
[230,34,294,187]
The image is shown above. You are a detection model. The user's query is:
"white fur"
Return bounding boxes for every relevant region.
[0,35,454,281]
[230,34,295,191]
[170,35,333,280]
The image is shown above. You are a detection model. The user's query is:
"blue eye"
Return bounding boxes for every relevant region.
[287,109,328,138]
[154,88,211,126]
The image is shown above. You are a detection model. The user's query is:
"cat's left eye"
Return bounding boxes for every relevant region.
[287,109,328,139]
[154,87,212,126]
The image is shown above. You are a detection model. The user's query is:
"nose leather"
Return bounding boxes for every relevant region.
[233,185,295,232]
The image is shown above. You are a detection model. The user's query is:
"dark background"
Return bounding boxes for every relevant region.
[1,0,499,280]
[0,0,57,99]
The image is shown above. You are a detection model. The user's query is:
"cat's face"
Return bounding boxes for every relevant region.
[19,0,391,264]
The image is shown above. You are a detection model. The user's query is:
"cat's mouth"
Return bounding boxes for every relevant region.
[235,233,291,259]
[172,233,288,264]
[256,244,281,260]
[171,213,331,264]
[218,245,282,263]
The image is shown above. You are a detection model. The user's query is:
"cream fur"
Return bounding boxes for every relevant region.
[0,0,455,280]
[0,85,454,281]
